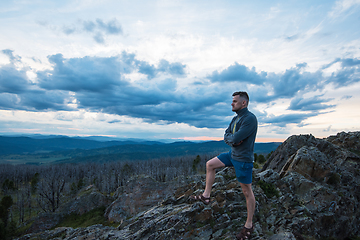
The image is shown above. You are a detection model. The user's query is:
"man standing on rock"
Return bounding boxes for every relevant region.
[190,91,258,240]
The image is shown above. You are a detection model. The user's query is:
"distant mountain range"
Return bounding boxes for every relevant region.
[0,135,282,165]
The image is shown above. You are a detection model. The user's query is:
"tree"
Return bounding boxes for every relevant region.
[192,155,201,173]
[30,173,39,194]
[37,167,66,212]
[258,154,266,164]
[2,179,16,195]
[266,151,274,159]
[0,195,13,229]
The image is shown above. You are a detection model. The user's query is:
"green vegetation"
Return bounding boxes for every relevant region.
[257,180,279,198]
[0,195,16,240]
[55,207,117,228]
[266,151,274,159]
[349,236,360,240]
[257,154,266,164]
[2,180,16,195]
[327,173,341,185]
[192,155,201,173]
[254,153,267,164]
[30,173,39,194]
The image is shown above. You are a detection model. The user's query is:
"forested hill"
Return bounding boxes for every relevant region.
[0,135,164,155]
[0,135,281,165]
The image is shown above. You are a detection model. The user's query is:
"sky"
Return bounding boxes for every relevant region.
[0,0,360,142]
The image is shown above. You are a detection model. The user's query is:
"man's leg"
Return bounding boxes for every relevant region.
[239,182,255,229]
[202,157,225,198]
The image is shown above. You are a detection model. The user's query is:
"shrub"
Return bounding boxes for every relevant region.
[327,173,341,185]
[55,206,113,228]
[257,180,279,198]
[257,154,266,164]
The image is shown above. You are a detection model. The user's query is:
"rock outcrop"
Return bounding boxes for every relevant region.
[104,175,181,222]
[62,185,112,216]
[16,131,360,239]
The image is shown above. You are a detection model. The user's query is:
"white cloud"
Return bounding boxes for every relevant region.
[328,0,360,18]
[0,0,359,141]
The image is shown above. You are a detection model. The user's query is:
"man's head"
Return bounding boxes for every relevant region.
[231,91,249,112]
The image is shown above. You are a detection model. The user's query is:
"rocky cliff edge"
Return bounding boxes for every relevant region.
[17,131,360,240]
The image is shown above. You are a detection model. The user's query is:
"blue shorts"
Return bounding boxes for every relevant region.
[217,151,253,184]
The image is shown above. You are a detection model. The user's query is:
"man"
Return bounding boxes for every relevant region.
[190,91,258,240]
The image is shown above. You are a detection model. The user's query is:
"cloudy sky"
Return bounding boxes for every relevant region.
[0,0,360,142]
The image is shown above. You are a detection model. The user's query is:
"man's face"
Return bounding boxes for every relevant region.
[231,95,246,112]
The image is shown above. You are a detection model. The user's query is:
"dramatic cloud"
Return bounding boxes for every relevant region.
[207,62,267,85]
[322,58,360,87]
[119,52,186,79]
[207,62,327,105]
[0,50,359,130]
[261,112,320,127]
[38,54,126,92]
[288,95,335,111]
[271,63,324,99]
[0,65,30,94]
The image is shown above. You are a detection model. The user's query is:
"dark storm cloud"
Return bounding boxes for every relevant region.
[324,57,360,68]
[261,112,319,127]
[119,52,186,79]
[0,93,19,109]
[0,51,75,111]
[0,62,71,111]
[19,90,72,111]
[328,66,360,87]
[158,60,186,76]
[0,65,31,94]
[209,62,326,106]
[340,58,360,67]
[207,62,267,84]
[271,63,324,98]
[157,78,177,91]
[288,95,335,111]
[321,57,360,87]
[1,50,359,129]
[37,54,126,92]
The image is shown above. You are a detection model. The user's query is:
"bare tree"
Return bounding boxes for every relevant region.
[37,166,66,212]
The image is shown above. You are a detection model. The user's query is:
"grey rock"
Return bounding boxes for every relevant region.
[16,131,360,240]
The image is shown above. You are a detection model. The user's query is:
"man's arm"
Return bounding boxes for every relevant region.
[224,121,235,146]
[224,115,257,146]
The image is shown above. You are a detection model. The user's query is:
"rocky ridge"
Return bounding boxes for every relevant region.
[17,131,360,239]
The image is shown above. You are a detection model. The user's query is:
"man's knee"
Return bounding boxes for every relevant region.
[206,157,224,170]
[240,183,254,198]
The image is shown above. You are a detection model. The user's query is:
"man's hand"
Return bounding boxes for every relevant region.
[232,140,243,147]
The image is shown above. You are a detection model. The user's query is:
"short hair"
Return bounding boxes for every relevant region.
[232,91,249,102]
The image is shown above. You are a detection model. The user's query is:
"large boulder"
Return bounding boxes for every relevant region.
[260,132,360,239]
[60,185,112,215]
[104,176,176,222]
[326,131,360,153]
